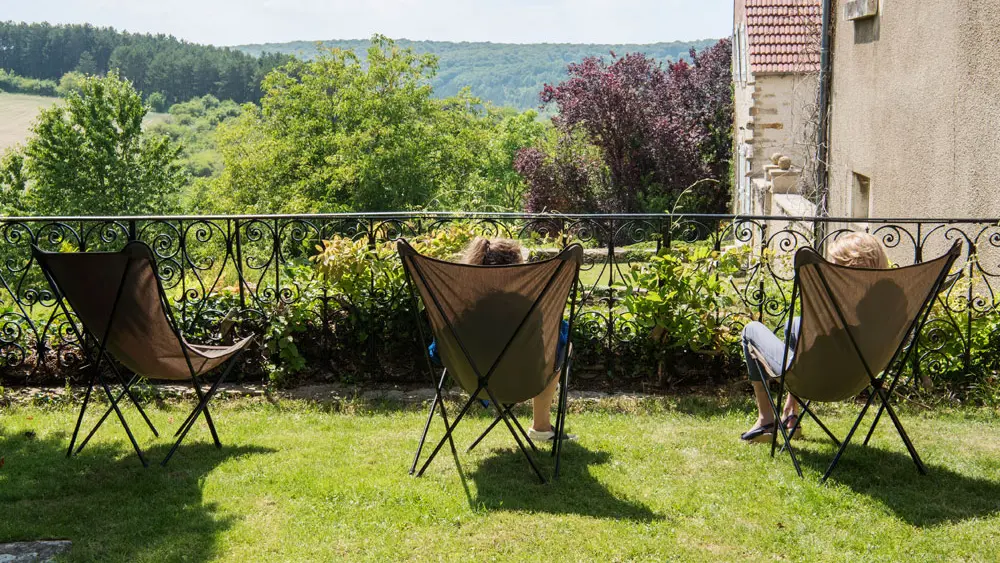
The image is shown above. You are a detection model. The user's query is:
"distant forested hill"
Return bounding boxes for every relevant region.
[235,38,720,110]
[0,21,291,104]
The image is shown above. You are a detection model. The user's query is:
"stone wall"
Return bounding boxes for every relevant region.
[734,73,819,213]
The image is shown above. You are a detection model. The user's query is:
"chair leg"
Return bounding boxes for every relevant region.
[862,404,886,446]
[107,365,158,437]
[483,387,546,484]
[821,390,878,482]
[162,369,226,466]
[411,369,455,475]
[505,405,539,453]
[762,377,802,477]
[411,394,441,474]
[162,351,243,466]
[76,372,160,455]
[173,378,217,441]
[67,375,95,458]
[189,377,221,448]
[416,394,478,477]
[796,399,841,447]
[467,408,505,453]
[874,386,927,475]
[75,374,137,455]
[779,399,842,456]
[553,361,571,479]
[96,372,148,468]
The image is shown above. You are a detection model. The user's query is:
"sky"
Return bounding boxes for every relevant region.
[3,0,733,46]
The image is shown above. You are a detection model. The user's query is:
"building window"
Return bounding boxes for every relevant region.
[852,173,871,218]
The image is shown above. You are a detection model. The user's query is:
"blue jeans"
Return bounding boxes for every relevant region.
[741,318,800,382]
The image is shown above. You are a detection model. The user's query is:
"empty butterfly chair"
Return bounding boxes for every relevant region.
[750,241,960,480]
[398,239,582,483]
[33,241,254,467]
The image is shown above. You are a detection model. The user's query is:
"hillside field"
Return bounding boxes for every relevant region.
[0,93,168,153]
[0,93,58,152]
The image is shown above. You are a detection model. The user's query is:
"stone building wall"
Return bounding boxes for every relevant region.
[827,0,1000,219]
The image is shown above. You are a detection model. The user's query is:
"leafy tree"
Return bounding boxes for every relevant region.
[515,129,607,214]
[212,36,546,213]
[0,22,292,104]
[146,95,242,185]
[661,40,735,213]
[9,71,186,215]
[237,37,721,111]
[56,71,86,97]
[0,151,28,215]
[146,91,168,112]
[525,39,733,214]
[428,96,547,210]
[74,50,97,75]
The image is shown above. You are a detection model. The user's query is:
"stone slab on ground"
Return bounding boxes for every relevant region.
[0,541,72,563]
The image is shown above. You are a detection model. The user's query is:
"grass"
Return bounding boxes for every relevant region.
[0,92,169,153]
[1,394,999,561]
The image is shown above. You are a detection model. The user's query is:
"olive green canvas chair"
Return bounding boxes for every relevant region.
[749,241,961,481]
[33,241,254,467]
[398,240,582,483]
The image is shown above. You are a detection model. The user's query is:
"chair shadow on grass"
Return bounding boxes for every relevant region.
[794,444,1000,527]
[464,441,660,522]
[0,429,273,562]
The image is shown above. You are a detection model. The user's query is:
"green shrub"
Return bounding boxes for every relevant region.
[623,243,750,354]
[0,69,58,96]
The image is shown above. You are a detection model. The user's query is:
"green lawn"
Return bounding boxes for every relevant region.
[1,394,999,561]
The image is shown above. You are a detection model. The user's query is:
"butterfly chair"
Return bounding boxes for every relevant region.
[33,241,254,467]
[398,240,582,484]
[749,241,961,481]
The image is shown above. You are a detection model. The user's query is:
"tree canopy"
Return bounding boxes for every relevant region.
[0,21,292,104]
[208,37,546,214]
[1,72,186,216]
[519,39,734,215]
[236,38,721,111]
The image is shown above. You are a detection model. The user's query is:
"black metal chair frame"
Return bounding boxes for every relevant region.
[33,241,249,467]
[762,245,959,481]
[401,245,580,484]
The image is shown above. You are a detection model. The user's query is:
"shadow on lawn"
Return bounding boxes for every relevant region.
[795,445,1000,527]
[0,429,273,562]
[467,442,660,522]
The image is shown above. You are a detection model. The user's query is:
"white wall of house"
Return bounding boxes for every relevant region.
[827,0,1000,219]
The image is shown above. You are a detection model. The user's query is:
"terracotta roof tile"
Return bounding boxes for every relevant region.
[744,0,821,74]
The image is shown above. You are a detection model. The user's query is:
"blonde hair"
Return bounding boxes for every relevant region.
[461,237,524,266]
[828,232,888,269]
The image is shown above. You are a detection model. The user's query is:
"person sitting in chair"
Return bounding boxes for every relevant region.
[428,236,574,442]
[740,232,889,443]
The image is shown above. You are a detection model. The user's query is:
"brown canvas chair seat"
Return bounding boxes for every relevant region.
[33,241,253,467]
[752,241,961,480]
[399,239,582,483]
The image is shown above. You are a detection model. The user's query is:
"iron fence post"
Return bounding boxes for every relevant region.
[606,216,616,380]
[367,219,378,377]
[234,219,246,312]
[965,240,976,373]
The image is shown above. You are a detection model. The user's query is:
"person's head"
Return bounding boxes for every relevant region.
[828,232,888,268]
[461,237,524,266]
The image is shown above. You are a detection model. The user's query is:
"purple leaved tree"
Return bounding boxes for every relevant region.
[517,39,733,215]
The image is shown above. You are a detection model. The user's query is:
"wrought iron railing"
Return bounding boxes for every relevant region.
[0,213,997,388]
